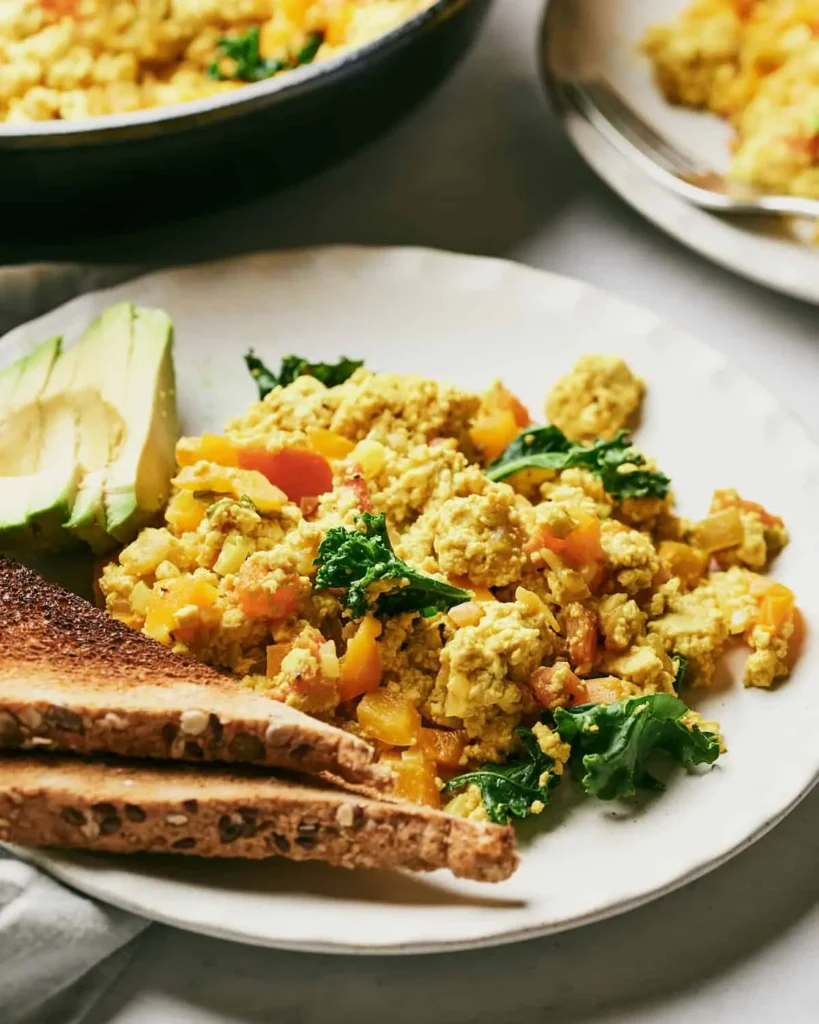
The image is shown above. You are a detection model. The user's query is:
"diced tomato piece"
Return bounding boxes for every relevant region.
[340,462,372,512]
[419,727,466,767]
[527,509,606,587]
[237,446,333,504]
[357,689,421,747]
[237,561,300,620]
[530,662,588,709]
[338,615,383,701]
[564,604,599,674]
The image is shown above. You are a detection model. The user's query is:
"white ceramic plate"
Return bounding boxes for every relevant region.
[541,0,819,306]
[3,246,819,953]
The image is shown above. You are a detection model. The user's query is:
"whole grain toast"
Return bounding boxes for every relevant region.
[0,557,385,787]
[0,755,518,882]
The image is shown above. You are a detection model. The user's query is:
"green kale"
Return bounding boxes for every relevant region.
[485,426,670,501]
[244,350,279,399]
[244,349,363,399]
[672,654,688,691]
[277,354,364,389]
[314,512,470,618]
[553,693,720,801]
[442,728,559,825]
[209,27,323,82]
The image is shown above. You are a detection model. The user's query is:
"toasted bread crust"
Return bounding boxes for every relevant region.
[0,557,384,786]
[0,756,518,882]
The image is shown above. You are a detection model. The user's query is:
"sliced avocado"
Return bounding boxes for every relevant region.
[104,305,178,542]
[65,303,135,553]
[0,336,80,552]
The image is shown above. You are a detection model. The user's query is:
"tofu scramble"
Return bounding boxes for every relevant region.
[0,0,434,124]
[644,1,819,200]
[99,352,798,822]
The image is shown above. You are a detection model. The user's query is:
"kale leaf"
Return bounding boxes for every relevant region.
[244,349,363,399]
[485,426,670,501]
[209,27,323,82]
[442,728,559,825]
[277,354,364,390]
[553,693,720,800]
[314,512,470,618]
[672,655,688,691]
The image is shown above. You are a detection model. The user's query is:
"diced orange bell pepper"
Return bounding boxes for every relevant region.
[338,615,383,702]
[693,508,744,553]
[419,727,466,767]
[144,577,219,645]
[165,490,207,534]
[306,428,355,460]
[176,434,238,468]
[266,643,291,677]
[469,409,519,464]
[357,688,421,747]
[237,446,333,504]
[487,381,531,428]
[382,749,441,808]
[527,509,605,585]
[447,575,495,602]
[755,581,795,635]
[657,541,709,588]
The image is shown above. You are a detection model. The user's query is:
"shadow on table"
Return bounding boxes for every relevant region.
[81,782,819,1024]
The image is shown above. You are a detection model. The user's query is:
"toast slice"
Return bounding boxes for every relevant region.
[0,557,385,787]
[0,755,518,882]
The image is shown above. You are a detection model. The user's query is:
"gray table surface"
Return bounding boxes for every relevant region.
[6,1,819,1021]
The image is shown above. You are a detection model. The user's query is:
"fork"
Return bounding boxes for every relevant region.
[563,78,819,221]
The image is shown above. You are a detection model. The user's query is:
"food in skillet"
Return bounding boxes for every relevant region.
[89,335,798,827]
[644,1,819,202]
[0,0,435,124]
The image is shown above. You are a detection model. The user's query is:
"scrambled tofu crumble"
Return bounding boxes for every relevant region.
[644,1,819,202]
[99,352,798,819]
[0,0,434,123]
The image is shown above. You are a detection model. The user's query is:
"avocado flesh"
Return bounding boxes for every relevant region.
[104,306,178,543]
[0,336,82,552]
[64,303,135,553]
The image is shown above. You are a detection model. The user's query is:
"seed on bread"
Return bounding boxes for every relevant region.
[179,709,209,736]
[165,813,189,826]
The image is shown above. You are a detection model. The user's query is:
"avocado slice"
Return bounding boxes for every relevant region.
[0,336,82,552]
[64,303,135,553]
[103,305,177,542]
[0,304,178,554]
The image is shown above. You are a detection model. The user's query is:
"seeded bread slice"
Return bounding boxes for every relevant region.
[0,755,518,882]
[0,557,385,787]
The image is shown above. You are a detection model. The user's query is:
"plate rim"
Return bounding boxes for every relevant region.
[538,1,819,308]
[3,244,819,954]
